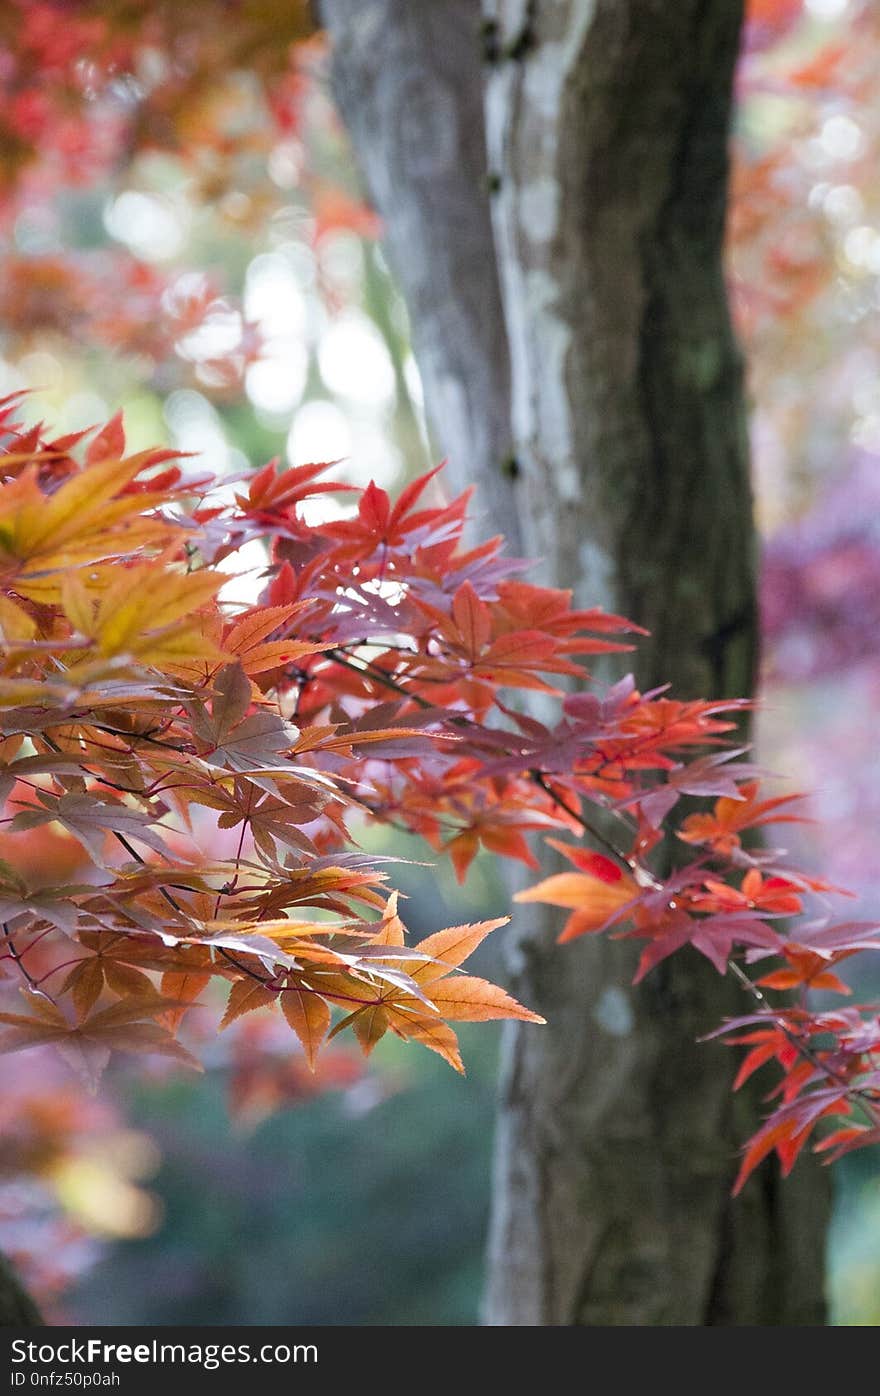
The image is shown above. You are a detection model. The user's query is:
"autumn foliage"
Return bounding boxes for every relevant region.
[2,10,880,1306]
[0,397,549,1087]
[0,394,878,1201]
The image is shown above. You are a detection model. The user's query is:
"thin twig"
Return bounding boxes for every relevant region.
[2,921,55,1003]
[727,959,880,1126]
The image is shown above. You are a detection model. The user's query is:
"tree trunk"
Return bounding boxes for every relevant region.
[0,1253,41,1327]
[323,0,522,550]
[323,0,829,1325]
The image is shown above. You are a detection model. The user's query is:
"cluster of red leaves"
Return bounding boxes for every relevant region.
[0,394,550,1092]
[519,784,880,1193]
[1,395,878,1194]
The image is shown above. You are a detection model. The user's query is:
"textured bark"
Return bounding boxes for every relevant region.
[482,0,828,1326]
[482,0,755,693]
[324,0,829,1325]
[0,1252,41,1327]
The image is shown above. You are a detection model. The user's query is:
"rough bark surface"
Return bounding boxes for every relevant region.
[324,0,829,1325]
[0,1254,41,1327]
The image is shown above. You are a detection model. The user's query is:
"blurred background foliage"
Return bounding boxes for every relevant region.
[2,0,880,1324]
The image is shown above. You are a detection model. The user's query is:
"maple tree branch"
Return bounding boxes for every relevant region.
[529,770,640,869]
[726,958,880,1127]
[216,946,275,986]
[327,645,643,862]
[107,833,281,995]
[277,979,384,1009]
[213,818,250,918]
[36,638,871,1136]
[213,949,389,1011]
[325,647,428,705]
[108,830,188,923]
[33,735,374,1005]
[532,773,874,1123]
[36,728,166,811]
[328,640,880,1129]
[89,722,186,752]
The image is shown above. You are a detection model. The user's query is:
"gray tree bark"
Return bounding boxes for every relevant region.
[324,0,522,550]
[323,0,829,1325]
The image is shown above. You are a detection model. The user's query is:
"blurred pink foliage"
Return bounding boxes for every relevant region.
[762,451,880,681]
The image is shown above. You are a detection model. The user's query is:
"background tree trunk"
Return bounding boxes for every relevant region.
[324,0,522,551]
[323,0,829,1325]
[0,1254,41,1327]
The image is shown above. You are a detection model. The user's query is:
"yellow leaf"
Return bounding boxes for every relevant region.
[3,457,141,561]
[60,572,96,637]
[95,566,224,655]
[0,593,35,642]
[133,620,228,670]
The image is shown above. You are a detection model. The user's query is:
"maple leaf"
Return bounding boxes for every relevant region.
[84,411,126,464]
[407,918,509,985]
[384,1012,465,1073]
[692,870,803,917]
[189,664,301,779]
[493,581,644,655]
[732,1088,850,1196]
[679,780,806,854]
[64,562,225,665]
[0,992,201,1087]
[221,602,331,677]
[0,454,184,600]
[616,749,764,828]
[3,386,880,1207]
[9,791,172,867]
[756,947,853,995]
[209,779,322,860]
[159,964,213,1031]
[319,465,445,557]
[59,956,106,1021]
[515,844,640,942]
[220,978,278,1029]
[677,911,783,977]
[437,803,552,883]
[0,884,81,933]
[234,458,355,522]
[424,976,544,1023]
[280,982,331,1070]
[300,913,542,1072]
